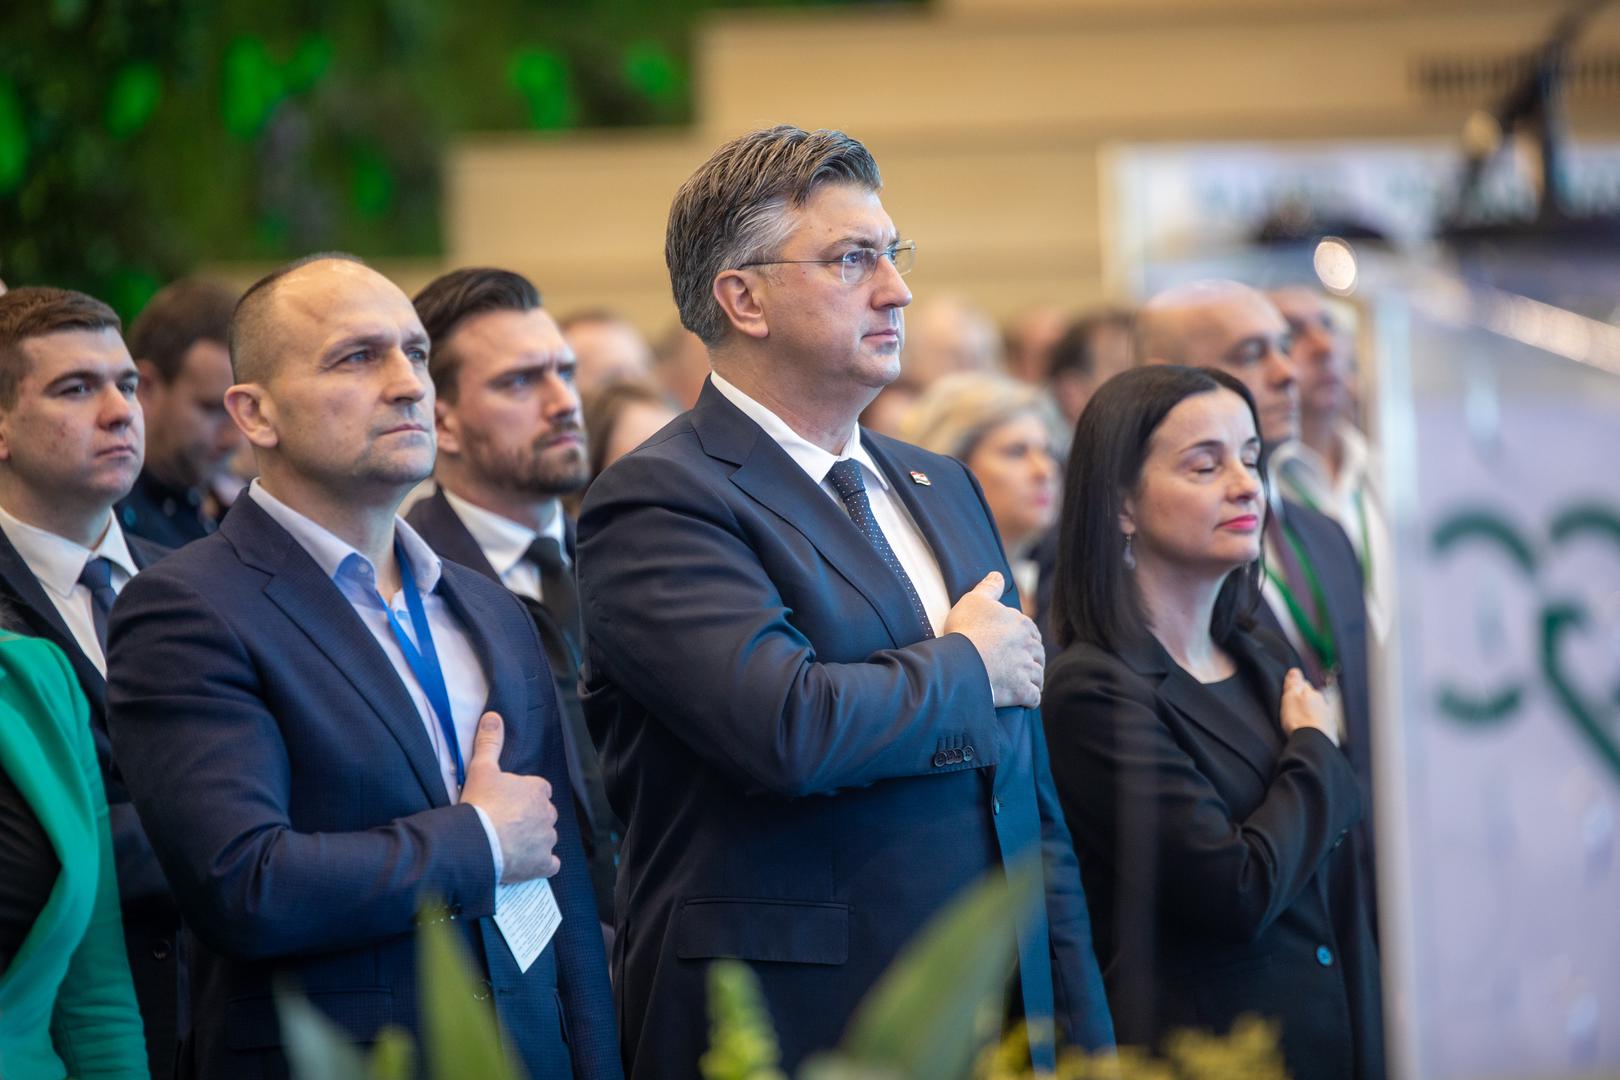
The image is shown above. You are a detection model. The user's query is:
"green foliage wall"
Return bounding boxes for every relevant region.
[1,0,907,318]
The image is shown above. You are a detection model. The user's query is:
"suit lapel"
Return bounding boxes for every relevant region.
[225,499,454,809]
[862,434,982,601]
[1121,634,1280,786]
[409,491,503,584]
[696,388,930,648]
[0,528,106,715]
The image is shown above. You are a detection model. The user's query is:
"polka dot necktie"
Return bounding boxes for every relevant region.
[826,458,934,639]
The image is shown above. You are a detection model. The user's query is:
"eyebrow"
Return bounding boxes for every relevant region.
[322,330,429,362]
[827,231,899,252]
[1178,436,1263,455]
[45,366,139,391]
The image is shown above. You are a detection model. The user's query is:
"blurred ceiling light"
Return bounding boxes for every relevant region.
[1313,236,1358,294]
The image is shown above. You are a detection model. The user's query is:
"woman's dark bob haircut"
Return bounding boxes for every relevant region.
[1051,364,1266,653]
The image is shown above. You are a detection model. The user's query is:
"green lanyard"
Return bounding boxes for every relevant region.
[1285,478,1372,587]
[1264,519,1339,673]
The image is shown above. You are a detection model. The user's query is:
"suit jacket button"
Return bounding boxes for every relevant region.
[152,939,172,961]
[962,745,974,761]
[932,752,948,767]
[992,795,1001,815]
[474,979,493,1001]
[1316,945,1334,967]
[949,748,964,764]
[1333,832,1346,850]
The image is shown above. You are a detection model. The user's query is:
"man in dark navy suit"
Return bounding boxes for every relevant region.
[0,285,181,1079]
[105,254,620,1080]
[577,126,1114,1078]
[1135,280,1377,902]
[114,277,243,548]
[407,267,620,929]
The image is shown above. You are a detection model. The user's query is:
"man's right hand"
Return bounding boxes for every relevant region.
[941,571,1044,709]
[460,711,561,884]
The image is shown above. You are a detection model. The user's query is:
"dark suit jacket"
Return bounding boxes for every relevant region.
[104,495,620,1080]
[1259,500,1378,917]
[576,381,1113,1078]
[407,489,621,925]
[0,522,179,1079]
[1042,627,1383,1080]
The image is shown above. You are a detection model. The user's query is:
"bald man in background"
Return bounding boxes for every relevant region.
[1134,280,1378,911]
[107,253,619,1079]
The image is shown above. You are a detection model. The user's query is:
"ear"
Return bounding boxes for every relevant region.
[712,270,770,342]
[134,359,163,405]
[224,384,279,451]
[435,397,461,458]
[1118,491,1137,538]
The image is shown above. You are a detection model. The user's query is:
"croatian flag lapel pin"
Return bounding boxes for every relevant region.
[909,470,931,486]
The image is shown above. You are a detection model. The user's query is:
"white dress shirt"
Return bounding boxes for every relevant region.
[1270,422,1392,642]
[440,488,568,604]
[247,481,505,878]
[710,372,952,634]
[0,502,138,676]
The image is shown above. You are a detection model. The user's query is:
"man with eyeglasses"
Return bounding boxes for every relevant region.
[576,125,1114,1078]
[1135,279,1378,926]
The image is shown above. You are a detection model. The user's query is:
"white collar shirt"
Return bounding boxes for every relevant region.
[440,488,567,605]
[709,372,951,635]
[0,502,138,676]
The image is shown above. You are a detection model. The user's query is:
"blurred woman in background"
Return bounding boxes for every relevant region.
[0,627,147,1079]
[1042,365,1382,1079]
[902,371,1061,618]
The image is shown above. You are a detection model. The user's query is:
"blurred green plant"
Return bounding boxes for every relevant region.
[1,0,912,321]
[277,903,521,1080]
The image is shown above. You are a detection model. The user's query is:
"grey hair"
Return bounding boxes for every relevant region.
[665,125,882,345]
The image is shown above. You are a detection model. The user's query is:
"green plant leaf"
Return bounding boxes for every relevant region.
[417,903,524,1080]
[623,41,682,102]
[106,63,162,139]
[276,979,373,1080]
[221,36,283,139]
[827,858,1043,1080]
[0,79,26,195]
[285,35,335,94]
[699,960,788,1080]
[506,47,577,130]
[368,1026,416,1080]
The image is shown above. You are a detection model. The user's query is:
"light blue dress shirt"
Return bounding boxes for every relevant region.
[247,481,505,880]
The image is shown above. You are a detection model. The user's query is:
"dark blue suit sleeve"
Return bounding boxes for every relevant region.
[577,453,999,798]
[106,570,501,961]
[1029,708,1115,1051]
[520,633,621,1079]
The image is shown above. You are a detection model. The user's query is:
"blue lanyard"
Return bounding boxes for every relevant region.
[381,540,464,788]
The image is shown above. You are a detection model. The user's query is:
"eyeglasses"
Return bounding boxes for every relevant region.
[738,240,917,286]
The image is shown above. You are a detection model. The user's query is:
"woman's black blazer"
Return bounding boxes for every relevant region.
[1043,626,1384,1080]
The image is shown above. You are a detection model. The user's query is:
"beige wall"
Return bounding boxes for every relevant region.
[258,1,1620,335]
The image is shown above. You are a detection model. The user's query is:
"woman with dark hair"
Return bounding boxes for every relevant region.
[0,624,147,1079]
[1044,366,1382,1079]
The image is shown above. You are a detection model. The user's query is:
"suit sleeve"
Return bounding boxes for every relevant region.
[1029,707,1115,1051]
[576,452,998,799]
[42,643,149,1080]
[1041,649,1363,944]
[106,570,499,961]
[529,681,621,1080]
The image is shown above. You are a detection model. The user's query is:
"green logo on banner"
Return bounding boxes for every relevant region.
[1432,504,1620,782]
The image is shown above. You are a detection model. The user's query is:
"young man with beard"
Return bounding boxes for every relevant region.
[408,268,621,928]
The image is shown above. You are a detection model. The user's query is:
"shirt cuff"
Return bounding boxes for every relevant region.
[471,804,504,884]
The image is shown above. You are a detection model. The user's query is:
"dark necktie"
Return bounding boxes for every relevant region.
[526,536,581,652]
[826,458,934,639]
[78,556,118,654]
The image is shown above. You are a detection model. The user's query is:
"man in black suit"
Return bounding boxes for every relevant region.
[105,254,620,1079]
[406,266,620,928]
[1134,281,1377,876]
[577,125,1114,1077]
[0,285,181,1078]
[115,278,244,548]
